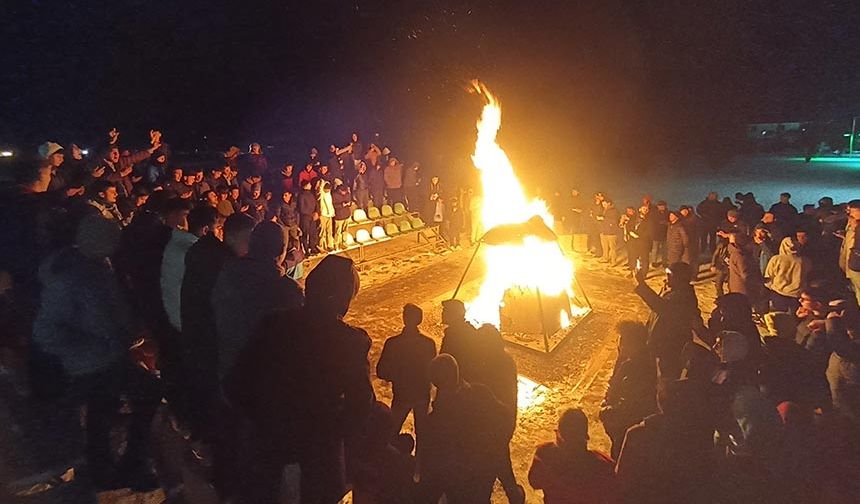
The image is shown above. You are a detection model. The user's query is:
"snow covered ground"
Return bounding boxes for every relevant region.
[591,155,860,209]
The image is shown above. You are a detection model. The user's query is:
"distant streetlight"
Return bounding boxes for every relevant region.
[0,150,13,157]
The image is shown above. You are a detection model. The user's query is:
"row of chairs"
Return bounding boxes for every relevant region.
[350,202,411,224]
[343,213,427,247]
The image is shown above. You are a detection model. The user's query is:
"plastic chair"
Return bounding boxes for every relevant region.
[355,229,373,243]
[409,216,425,229]
[353,208,368,223]
[384,223,400,236]
[381,204,394,217]
[393,202,407,215]
[398,220,413,233]
[344,232,356,247]
[367,206,381,220]
[371,225,387,240]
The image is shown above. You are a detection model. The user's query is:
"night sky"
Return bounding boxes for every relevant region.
[3,0,859,178]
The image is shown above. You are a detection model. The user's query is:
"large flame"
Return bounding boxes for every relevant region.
[466,81,579,328]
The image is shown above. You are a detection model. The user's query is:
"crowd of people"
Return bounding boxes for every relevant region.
[0,127,859,503]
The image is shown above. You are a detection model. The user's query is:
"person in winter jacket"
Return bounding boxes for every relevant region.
[179,212,252,442]
[666,210,691,266]
[634,262,702,379]
[212,221,303,379]
[241,142,269,179]
[383,157,404,204]
[32,214,156,485]
[317,181,336,252]
[403,162,421,210]
[376,304,437,458]
[838,200,860,306]
[600,321,657,459]
[439,299,480,383]
[529,408,615,504]
[86,180,125,224]
[227,255,373,504]
[332,180,352,250]
[298,180,319,255]
[825,304,860,424]
[368,162,386,208]
[697,191,724,253]
[765,236,811,312]
[352,161,370,210]
[598,199,622,267]
[711,209,750,297]
[769,192,798,226]
[728,232,765,310]
[420,354,513,504]
[615,379,717,504]
[270,189,299,232]
[650,201,669,267]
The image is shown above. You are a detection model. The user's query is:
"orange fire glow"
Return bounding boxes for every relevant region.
[466,81,585,329]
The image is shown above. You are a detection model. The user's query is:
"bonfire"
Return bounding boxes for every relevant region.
[462,81,590,352]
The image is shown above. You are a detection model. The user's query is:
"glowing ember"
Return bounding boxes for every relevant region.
[466,81,584,328]
[517,375,549,410]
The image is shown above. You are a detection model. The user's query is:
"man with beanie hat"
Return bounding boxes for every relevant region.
[212,221,303,379]
[227,255,373,504]
[712,207,750,297]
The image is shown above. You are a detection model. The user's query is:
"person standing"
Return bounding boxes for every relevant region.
[368,162,386,209]
[839,200,860,306]
[376,304,437,461]
[298,180,319,255]
[666,210,691,267]
[353,161,370,211]
[403,162,421,210]
[318,181,335,252]
[711,209,750,298]
[598,198,621,267]
[696,191,723,253]
[383,157,404,204]
[332,180,352,250]
[634,262,701,379]
[650,201,669,267]
[227,255,374,504]
[727,232,766,312]
[212,221,303,380]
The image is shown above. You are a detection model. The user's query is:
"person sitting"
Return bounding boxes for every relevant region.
[528,408,615,504]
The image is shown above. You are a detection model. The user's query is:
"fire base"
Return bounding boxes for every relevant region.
[499,286,592,353]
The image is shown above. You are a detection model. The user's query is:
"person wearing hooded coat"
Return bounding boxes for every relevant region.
[634,262,703,379]
[211,221,303,380]
[227,255,374,504]
[665,210,691,266]
[728,232,766,311]
[765,237,811,313]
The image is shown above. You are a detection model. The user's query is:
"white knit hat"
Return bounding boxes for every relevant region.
[37,142,64,159]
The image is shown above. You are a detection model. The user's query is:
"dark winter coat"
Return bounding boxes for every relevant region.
[600,207,620,236]
[376,327,437,402]
[769,202,798,224]
[241,153,269,178]
[33,248,135,377]
[728,241,764,298]
[651,209,668,242]
[666,221,691,264]
[696,198,724,225]
[332,188,353,220]
[211,257,303,378]
[271,199,299,228]
[634,282,701,359]
[227,308,375,503]
[298,189,318,216]
[440,321,480,382]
